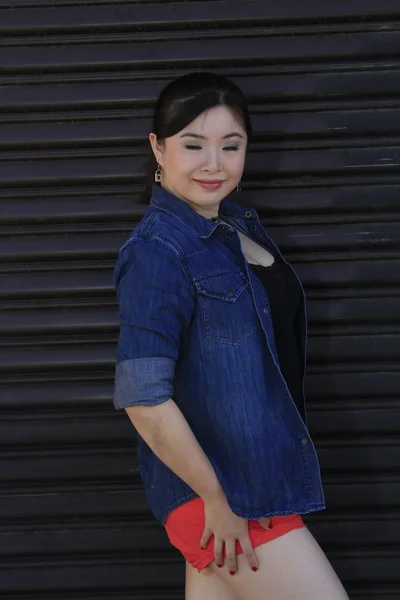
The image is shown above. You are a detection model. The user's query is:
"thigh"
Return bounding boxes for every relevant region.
[209,527,349,600]
[185,560,240,600]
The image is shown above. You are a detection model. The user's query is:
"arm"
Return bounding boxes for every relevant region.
[126,399,225,503]
[113,237,225,502]
[113,237,263,573]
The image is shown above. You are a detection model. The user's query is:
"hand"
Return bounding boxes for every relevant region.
[200,495,259,574]
[258,517,272,531]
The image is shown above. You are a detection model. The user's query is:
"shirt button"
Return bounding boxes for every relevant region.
[227,234,232,240]
[251,225,257,231]
[301,438,308,445]
[245,210,253,218]
[227,289,234,296]
[263,308,269,314]
[221,226,226,231]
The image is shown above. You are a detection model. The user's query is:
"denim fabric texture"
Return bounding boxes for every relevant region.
[113,183,326,525]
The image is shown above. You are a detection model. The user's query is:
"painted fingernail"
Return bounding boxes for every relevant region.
[229,570,236,576]
[252,567,258,572]
[217,563,223,568]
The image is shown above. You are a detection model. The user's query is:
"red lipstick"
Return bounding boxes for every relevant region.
[194,179,224,191]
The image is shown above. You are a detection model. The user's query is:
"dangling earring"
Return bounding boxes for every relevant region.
[155,164,162,183]
[236,182,241,192]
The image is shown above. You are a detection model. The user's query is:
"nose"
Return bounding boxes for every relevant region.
[202,148,222,173]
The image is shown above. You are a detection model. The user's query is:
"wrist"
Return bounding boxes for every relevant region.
[201,485,227,506]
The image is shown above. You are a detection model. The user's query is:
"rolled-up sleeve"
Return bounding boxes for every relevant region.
[113,237,195,410]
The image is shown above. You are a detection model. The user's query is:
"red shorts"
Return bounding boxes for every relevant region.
[164,497,306,572]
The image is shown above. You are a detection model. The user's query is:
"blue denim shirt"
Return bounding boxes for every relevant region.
[113,183,326,525]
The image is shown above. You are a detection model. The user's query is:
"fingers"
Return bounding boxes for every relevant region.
[259,517,272,530]
[213,537,224,568]
[225,539,238,574]
[200,527,212,550]
[240,536,259,571]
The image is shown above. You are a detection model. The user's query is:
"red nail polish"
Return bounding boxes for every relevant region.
[252,567,258,572]
[229,570,236,576]
[217,563,223,568]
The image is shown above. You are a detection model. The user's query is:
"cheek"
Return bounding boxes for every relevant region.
[228,152,246,176]
[171,150,199,175]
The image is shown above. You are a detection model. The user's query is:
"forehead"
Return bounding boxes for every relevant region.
[181,105,246,136]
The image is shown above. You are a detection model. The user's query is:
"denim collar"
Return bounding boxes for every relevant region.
[150,183,258,239]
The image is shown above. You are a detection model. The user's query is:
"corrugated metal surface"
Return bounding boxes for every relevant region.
[1,1,400,598]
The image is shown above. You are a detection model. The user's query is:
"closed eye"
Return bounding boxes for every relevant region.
[184,145,239,151]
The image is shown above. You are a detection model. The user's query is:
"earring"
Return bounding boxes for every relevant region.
[155,164,162,183]
[236,182,241,192]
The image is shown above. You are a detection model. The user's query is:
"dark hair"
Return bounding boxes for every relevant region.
[140,71,252,203]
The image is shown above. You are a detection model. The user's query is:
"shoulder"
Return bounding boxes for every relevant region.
[119,206,206,261]
[114,227,194,291]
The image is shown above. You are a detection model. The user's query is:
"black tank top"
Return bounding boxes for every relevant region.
[249,259,305,419]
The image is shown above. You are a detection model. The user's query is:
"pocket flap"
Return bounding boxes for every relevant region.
[194,271,249,302]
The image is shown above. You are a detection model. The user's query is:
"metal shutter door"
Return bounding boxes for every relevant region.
[1,2,400,598]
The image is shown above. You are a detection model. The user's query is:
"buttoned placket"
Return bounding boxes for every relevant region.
[220,209,310,433]
[215,214,280,366]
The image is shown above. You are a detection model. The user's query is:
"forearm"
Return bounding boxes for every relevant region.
[125,398,226,504]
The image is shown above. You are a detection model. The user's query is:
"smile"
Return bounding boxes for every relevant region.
[194,180,225,190]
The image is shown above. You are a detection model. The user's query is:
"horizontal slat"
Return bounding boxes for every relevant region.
[0,344,115,372]
[0,451,138,485]
[0,193,142,223]
[2,482,399,530]
[0,380,115,409]
[1,371,399,411]
[1,0,400,33]
[0,335,399,372]
[0,413,134,448]
[0,561,185,596]
[308,334,400,363]
[3,519,400,562]
[1,296,400,335]
[0,269,113,298]
[0,183,400,226]
[0,555,398,595]
[2,147,400,190]
[4,109,400,148]
[1,31,400,75]
[2,260,400,301]
[2,70,400,112]
[1,407,399,449]
[1,444,400,486]
[0,230,128,259]
[306,371,400,400]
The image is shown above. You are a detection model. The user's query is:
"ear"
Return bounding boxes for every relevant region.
[149,133,165,167]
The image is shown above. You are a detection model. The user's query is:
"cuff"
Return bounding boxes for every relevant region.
[113,357,175,410]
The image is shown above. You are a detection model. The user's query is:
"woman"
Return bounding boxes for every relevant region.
[113,72,349,600]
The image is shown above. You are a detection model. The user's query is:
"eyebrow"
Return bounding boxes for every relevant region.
[180,132,245,140]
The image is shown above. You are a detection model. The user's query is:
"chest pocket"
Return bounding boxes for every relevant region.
[194,271,258,346]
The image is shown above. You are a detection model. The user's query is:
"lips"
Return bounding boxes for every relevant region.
[194,179,225,190]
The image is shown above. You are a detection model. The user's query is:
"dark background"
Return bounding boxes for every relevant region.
[1,1,400,598]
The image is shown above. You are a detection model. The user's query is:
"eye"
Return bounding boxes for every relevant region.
[185,144,202,150]
[223,146,239,151]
